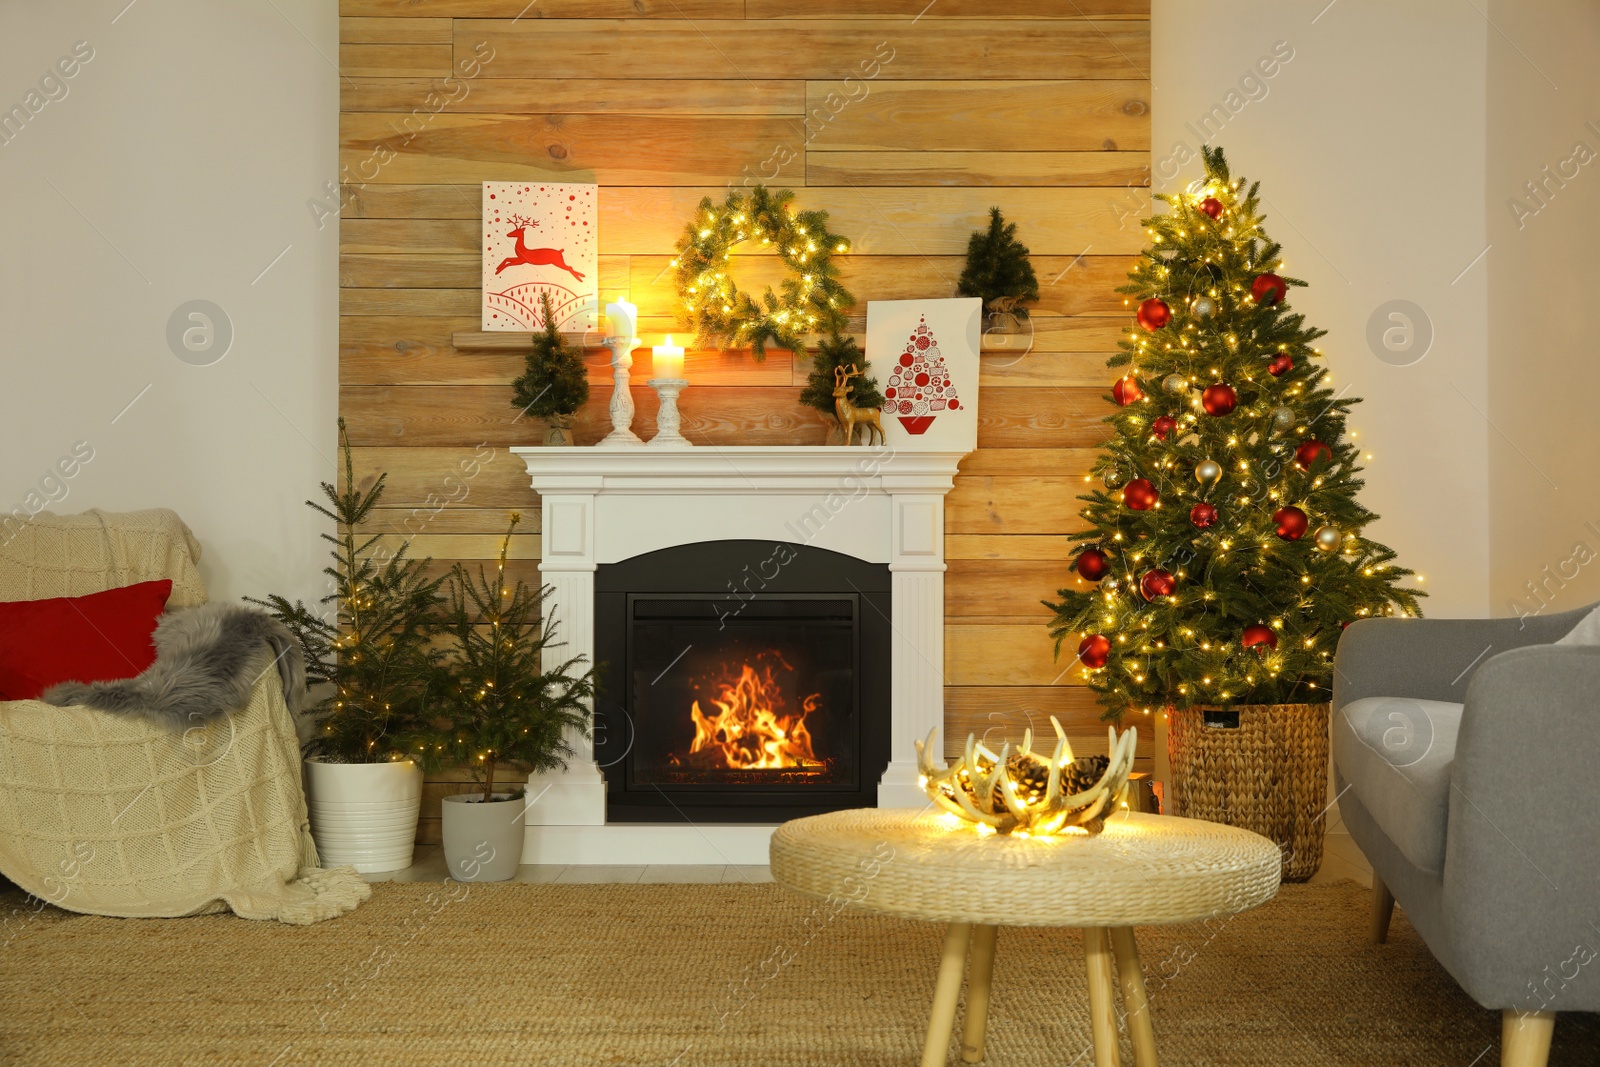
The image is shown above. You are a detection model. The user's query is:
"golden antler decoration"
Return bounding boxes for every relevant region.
[914,717,1137,836]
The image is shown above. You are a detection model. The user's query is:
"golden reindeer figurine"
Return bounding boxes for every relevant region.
[832,363,885,446]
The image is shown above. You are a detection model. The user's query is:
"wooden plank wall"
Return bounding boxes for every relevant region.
[337,1,1151,843]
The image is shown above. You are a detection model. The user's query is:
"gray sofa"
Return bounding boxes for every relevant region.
[1332,604,1600,1066]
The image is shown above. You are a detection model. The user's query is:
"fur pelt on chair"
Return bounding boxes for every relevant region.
[42,603,307,729]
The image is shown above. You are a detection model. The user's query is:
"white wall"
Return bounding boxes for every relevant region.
[1152,1,1490,618]
[1485,1,1600,621]
[0,0,337,608]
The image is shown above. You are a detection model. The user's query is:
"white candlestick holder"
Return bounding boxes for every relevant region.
[646,378,692,447]
[597,336,644,447]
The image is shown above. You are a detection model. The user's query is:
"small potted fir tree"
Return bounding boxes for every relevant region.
[249,420,445,873]
[958,206,1040,334]
[432,514,597,882]
[799,330,885,445]
[510,291,590,446]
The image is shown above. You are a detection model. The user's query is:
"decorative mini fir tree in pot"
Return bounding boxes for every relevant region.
[800,330,885,444]
[958,206,1040,332]
[1043,148,1423,879]
[247,419,446,871]
[429,513,597,882]
[510,291,590,445]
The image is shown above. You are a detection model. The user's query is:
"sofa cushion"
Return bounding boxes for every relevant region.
[1556,605,1600,645]
[0,579,172,700]
[1333,696,1463,874]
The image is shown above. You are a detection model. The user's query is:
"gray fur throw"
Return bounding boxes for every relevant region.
[42,603,307,730]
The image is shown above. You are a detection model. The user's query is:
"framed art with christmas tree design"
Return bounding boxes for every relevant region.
[863,297,981,452]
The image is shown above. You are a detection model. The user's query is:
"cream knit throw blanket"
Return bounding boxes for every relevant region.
[0,509,369,924]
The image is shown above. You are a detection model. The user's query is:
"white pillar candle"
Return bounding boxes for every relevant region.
[652,334,686,380]
[604,299,637,346]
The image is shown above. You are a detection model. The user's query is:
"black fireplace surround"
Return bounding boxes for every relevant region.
[594,540,891,823]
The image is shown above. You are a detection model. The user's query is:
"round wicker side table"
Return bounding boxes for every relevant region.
[770,809,1281,1067]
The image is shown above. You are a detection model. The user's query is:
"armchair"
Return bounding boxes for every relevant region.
[1332,605,1600,1066]
[0,508,367,924]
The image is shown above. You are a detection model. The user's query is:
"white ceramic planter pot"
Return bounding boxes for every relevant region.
[304,759,423,874]
[441,793,526,882]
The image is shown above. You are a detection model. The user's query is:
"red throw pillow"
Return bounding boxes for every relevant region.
[0,580,173,700]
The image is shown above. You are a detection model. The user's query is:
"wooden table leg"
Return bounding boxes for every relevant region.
[921,922,972,1067]
[1110,926,1157,1067]
[1501,1009,1555,1067]
[1083,927,1121,1067]
[960,924,999,1063]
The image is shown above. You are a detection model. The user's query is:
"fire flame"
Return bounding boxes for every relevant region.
[687,661,821,770]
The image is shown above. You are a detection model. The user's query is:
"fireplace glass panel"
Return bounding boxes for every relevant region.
[628,596,858,791]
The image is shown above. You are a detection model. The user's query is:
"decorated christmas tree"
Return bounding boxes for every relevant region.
[957,206,1040,325]
[248,420,446,763]
[431,513,596,802]
[1046,147,1423,719]
[799,330,884,419]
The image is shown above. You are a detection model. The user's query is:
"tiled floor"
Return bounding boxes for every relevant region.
[367,834,1371,886]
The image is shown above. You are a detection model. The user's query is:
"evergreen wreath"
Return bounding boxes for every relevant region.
[671,185,854,360]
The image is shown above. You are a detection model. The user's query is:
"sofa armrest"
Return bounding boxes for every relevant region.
[1331,603,1594,712]
[1440,643,1600,1010]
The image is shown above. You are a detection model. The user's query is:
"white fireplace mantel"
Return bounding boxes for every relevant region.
[510,444,968,864]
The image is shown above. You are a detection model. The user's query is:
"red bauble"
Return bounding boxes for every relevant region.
[1078,634,1112,669]
[1268,354,1294,377]
[1251,272,1288,306]
[1139,569,1176,601]
[1137,298,1172,332]
[1273,505,1310,541]
[1241,624,1278,652]
[1122,478,1158,511]
[1189,502,1218,528]
[1294,439,1334,472]
[1112,376,1144,406]
[1201,383,1238,416]
[1150,415,1177,441]
[1075,547,1110,582]
[1199,197,1224,219]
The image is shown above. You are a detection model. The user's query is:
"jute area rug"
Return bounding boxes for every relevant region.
[1,880,1595,1066]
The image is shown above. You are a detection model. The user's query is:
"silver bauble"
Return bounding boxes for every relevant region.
[1192,296,1217,319]
[1195,459,1223,485]
[1314,525,1342,552]
[1270,406,1296,433]
[1102,465,1127,490]
[1162,373,1189,395]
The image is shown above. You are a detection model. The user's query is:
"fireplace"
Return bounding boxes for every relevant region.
[595,540,891,822]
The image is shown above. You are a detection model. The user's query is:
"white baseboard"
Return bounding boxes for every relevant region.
[521,823,778,865]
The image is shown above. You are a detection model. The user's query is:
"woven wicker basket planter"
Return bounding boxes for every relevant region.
[1166,702,1330,882]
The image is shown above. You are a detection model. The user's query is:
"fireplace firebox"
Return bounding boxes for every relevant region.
[594,540,891,822]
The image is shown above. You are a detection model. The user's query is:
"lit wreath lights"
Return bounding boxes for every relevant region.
[671,185,854,360]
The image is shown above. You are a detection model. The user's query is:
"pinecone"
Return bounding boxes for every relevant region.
[1060,754,1110,797]
[992,752,1052,809]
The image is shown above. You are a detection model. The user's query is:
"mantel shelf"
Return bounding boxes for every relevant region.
[450,331,1034,355]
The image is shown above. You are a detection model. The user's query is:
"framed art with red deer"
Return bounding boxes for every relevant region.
[481,181,598,333]
[863,297,981,453]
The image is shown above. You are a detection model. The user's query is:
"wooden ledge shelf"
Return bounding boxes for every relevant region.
[449,331,1074,356]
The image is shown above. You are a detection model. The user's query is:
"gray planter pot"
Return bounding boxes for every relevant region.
[441,792,526,882]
